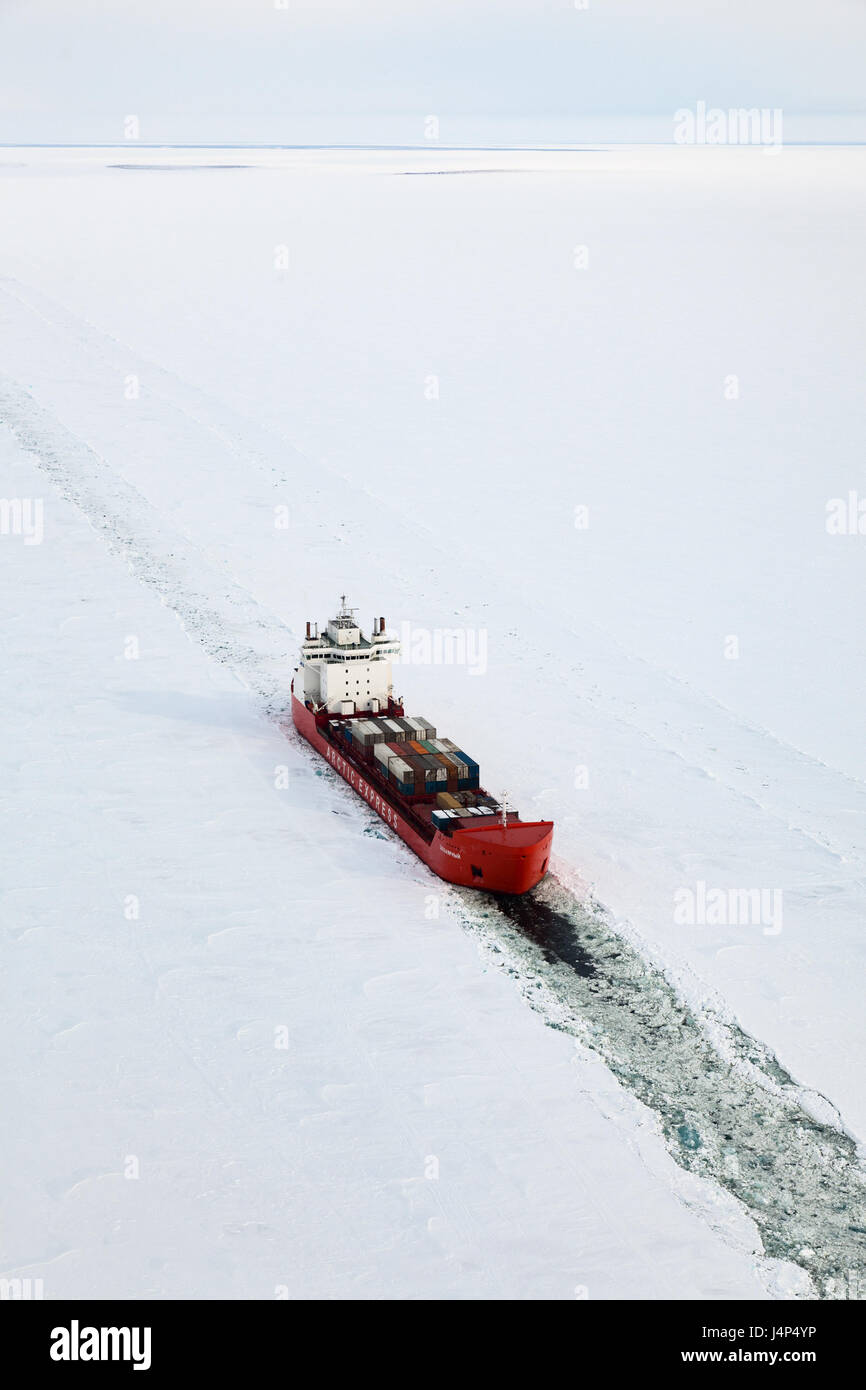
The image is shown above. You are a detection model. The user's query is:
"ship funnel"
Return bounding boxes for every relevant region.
[380,616,385,631]
[306,621,311,639]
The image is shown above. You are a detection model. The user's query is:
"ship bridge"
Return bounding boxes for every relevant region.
[299,597,400,715]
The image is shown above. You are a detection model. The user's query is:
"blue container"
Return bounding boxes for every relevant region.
[452,749,479,774]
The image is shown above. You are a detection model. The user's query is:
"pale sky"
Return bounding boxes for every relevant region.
[1,0,864,144]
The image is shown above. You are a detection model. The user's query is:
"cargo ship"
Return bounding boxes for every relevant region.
[291,600,553,894]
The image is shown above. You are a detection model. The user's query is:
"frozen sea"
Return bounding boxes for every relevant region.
[1,144,864,1299]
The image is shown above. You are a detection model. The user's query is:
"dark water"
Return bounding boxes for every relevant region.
[493,891,596,975]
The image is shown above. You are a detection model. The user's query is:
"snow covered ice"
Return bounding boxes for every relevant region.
[1,144,864,1300]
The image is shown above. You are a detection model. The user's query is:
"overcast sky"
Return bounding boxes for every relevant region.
[1,0,864,144]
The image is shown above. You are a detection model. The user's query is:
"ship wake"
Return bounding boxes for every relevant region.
[450,875,866,1299]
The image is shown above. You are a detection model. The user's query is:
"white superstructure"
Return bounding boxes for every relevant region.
[298,597,401,715]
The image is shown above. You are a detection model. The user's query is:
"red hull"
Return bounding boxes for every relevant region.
[291,693,552,894]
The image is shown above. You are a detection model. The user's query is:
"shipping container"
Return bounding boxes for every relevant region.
[430,749,460,791]
[415,752,446,780]
[381,736,403,757]
[382,718,405,741]
[420,743,449,771]
[433,747,466,777]
[377,750,411,787]
[430,756,458,778]
[450,749,479,787]
[429,739,459,760]
[400,752,429,794]
[407,716,436,740]
[436,791,461,810]
[451,749,479,773]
